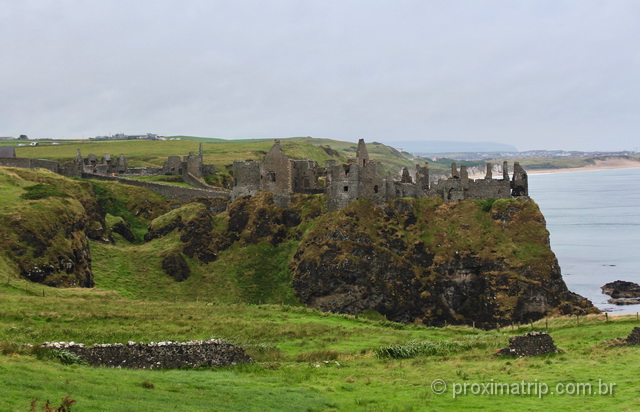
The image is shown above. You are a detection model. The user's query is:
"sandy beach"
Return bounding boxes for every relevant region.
[468,157,640,178]
[525,158,640,175]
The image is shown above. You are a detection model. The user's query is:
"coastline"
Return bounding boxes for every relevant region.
[526,158,640,175]
[469,158,640,178]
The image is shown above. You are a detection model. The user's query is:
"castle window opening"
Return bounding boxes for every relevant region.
[374,185,379,193]
[344,186,349,192]
[269,172,276,182]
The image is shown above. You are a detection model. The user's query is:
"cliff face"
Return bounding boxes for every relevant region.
[291,197,597,327]
[1,167,597,326]
[0,167,171,287]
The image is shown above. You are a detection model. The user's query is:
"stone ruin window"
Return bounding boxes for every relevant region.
[269,172,276,182]
[343,186,349,192]
[374,185,379,193]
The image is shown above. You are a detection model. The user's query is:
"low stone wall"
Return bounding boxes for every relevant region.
[496,332,562,357]
[83,173,230,201]
[0,158,59,173]
[183,172,213,189]
[43,339,252,369]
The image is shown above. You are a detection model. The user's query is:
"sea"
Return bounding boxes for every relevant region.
[528,167,640,314]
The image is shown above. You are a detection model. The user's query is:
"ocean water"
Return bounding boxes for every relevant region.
[528,168,640,314]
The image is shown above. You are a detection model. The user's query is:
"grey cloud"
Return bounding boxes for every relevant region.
[1,0,639,150]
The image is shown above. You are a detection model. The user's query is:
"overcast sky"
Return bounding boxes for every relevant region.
[1,0,639,151]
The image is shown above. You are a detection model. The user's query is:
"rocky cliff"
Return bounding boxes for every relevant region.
[290,197,597,327]
[0,167,171,287]
[1,167,597,326]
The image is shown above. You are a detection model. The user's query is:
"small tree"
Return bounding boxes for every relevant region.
[18,134,28,140]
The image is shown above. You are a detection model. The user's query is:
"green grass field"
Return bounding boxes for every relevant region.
[1,279,639,411]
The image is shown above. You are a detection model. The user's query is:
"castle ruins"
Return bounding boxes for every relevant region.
[232,139,528,210]
[65,143,214,180]
[0,138,528,208]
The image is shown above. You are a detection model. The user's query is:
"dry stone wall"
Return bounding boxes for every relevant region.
[496,332,561,357]
[43,339,252,369]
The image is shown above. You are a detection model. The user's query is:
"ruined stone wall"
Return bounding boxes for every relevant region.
[496,332,561,357]
[184,153,203,178]
[232,161,261,199]
[415,165,429,196]
[511,162,528,196]
[465,178,512,199]
[326,162,361,211]
[183,172,212,189]
[84,173,230,201]
[0,158,59,173]
[357,161,387,205]
[44,339,252,369]
[120,167,164,176]
[0,146,16,158]
[260,142,292,196]
[162,156,182,175]
[291,160,321,192]
[260,141,293,207]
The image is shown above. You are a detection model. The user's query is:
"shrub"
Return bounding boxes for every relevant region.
[30,395,76,412]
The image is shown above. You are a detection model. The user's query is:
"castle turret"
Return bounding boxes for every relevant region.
[502,161,509,180]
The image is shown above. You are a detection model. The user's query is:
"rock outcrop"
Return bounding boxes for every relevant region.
[291,197,597,327]
[602,280,640,298]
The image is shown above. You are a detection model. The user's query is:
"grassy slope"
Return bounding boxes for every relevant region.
[1,281,639,411]
[10,137,424,175]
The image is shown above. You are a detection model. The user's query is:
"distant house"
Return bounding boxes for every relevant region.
[0,146,16,158]
[0,136,14,141]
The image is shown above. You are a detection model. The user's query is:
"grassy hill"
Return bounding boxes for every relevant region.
[9,136,442,176]
[1,279,638,411]
[2,155,639,410]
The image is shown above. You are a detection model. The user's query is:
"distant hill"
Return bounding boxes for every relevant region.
[382,140,518,154]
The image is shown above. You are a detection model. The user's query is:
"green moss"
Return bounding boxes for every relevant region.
[90,180,171,242]
[20,183,66,200]
[148,202,206,233]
